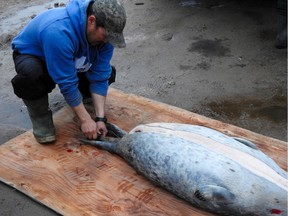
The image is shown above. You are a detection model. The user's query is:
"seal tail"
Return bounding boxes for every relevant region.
[106,122,127,138]
[79,137,118,153]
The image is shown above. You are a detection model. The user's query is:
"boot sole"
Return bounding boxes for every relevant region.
[35,135,56,144]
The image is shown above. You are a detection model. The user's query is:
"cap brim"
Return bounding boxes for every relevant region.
[107,31,126,48]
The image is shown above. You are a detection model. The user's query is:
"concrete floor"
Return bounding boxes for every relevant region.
[0,0,286,215]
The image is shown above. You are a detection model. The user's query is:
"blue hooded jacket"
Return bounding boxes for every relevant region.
[12,0,114,107]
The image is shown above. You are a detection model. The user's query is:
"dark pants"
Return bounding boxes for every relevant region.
[11,52,116,100]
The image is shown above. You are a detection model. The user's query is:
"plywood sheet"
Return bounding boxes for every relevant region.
[0,88,286,216]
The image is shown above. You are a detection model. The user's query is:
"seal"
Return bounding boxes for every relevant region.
[80,122,288,216]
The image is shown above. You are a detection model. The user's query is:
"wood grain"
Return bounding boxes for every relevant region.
[0,88,286,216]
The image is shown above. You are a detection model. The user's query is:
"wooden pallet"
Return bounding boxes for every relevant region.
[0,88,286,216]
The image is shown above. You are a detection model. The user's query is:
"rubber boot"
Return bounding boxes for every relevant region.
[23,95,56,144]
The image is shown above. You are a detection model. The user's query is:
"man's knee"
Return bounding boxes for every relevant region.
[11,53,55,100]
[109,66,116,85]
[77,65,116,99]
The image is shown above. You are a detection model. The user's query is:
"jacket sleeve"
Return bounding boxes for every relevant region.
[41,26,83,107]
[86,43,114,96]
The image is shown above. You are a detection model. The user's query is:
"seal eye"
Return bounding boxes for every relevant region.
[194,190,206,201]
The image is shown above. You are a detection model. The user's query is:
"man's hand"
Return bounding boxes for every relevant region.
[71,102,99,139]
[96,121,108,138]
[72,93,108,140]
[81,118,98,140]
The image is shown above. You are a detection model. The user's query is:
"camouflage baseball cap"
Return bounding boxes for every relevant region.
[92,0,126,48]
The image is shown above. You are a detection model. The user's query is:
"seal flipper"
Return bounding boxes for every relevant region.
[106,122,127,138]
[79,123,125,153]
[79,138,118,153]
[232,137,259,150]
[194,185,235,202]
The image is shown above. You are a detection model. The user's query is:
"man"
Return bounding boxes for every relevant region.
[11,0,126,143]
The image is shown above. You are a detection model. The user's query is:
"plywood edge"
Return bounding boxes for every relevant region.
[108,88,287,146]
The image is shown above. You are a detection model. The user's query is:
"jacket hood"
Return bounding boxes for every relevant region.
[66,0,93,51]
